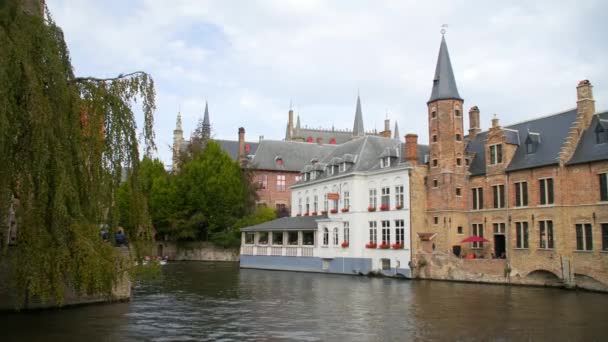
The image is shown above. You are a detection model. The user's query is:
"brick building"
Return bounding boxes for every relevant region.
[409,33,608,290]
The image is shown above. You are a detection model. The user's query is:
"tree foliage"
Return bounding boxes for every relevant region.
[0,1,155,306]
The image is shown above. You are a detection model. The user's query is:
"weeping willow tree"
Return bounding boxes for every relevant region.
[0,0,156,306]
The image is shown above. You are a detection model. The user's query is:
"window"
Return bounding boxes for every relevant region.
[431,110,437,118]
[258,232,268,245]
[433,216,439,225]
[539,178,554,205]
[596,124,608,144]
[492,184,505,208]
[472,187,484,210]
[539,220,554,249]
[272,232,283,245]
[344,222,350,243]
[381,258,391,270]
[457,158,462,166]
[295,175,302,182]
[576,223,593,251]
[323,193,328,211]
[343,191,350,210]
[526,141,536,154]
[276,175,286,192]
[516,222,529,248]
[323,228,329,246]
[456,187,462,196]
[465,159,470,166]
[381,220,391,244]
[305,197,310,214]
[432,135,437,143]
[369,221,377,244]
[381,187,390,207]
[288,231,298,245]
[489,144,503,164]
[433,179,438,188]
[310,171,316,180]
[340,162,346,172]
[298,198,302,215]
[602,223,608,251]
[432,159,438,167]
[380,157,391,168]
[395,185,404,208]
[245,232,255,244]
[455,109,461,117]
[457,226,463,234]
[332,197,339,210]
[600,173,608,201]
[257,174,268,190]
[369,189,377,208]
[276,158,283,167]
[333,228,339,245]
[302,231,314,245]
[313,195,318,213]
[493,223,506,234]
[456,134,462,141]
[472,223,484,248]
[515,181,528,207]
[395,219,405,245]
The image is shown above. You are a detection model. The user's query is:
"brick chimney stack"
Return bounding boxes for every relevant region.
[238,127,246,162]
[576,79,595,127]
[468,106,481,139]
[491,114,500,129]
[405,134,418,165]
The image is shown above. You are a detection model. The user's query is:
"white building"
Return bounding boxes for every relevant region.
[241,135,426,277]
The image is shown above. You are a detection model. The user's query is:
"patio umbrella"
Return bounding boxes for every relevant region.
[460,236,489,243]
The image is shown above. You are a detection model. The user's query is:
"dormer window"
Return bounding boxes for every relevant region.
[275,156,283,167]
[303,172,309,181]
[526,141,536,154]
[380,156,391,169]
[310,171,316,180]
[596,122,608,144]
[525,132,540,154]
[340,162,346,172]
[489,144,503,165]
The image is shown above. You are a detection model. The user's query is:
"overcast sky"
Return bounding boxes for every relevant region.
[48,0,608,166]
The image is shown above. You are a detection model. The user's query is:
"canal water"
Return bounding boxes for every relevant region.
[1,262,607,341]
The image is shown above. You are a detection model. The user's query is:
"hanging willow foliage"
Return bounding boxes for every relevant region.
[0,1,156,307]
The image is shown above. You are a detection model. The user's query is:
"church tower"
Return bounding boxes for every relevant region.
[202,101,211,141]
[427,33,467,212]
[172,111,184,171]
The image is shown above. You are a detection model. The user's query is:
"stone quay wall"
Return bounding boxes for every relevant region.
[152,241,239,262]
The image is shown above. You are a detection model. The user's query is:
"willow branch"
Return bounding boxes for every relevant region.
[73,71,148,83]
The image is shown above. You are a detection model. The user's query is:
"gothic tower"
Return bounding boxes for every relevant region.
[427,33,467,212]
[172,111,184,171]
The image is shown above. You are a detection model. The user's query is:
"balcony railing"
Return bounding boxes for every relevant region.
[241,245,315,257]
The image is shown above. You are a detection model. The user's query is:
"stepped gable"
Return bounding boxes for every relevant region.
[567,111,608,165]
[250,140,336,172]
[466,109,578,176]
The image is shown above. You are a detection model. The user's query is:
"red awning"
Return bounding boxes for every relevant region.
[461,236,489,243]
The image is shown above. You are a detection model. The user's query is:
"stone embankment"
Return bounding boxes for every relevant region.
[153,241,239,262]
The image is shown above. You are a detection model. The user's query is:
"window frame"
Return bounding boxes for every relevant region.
[514,181,529,207]
[489,144,503,165]
[492,184,505,209]
[539,220,554,249]
[395,219,405,245]
[515,221,529,249]
[472,187,484,210]
[395,185,404,208]
[472,223,484,248]
[369,221,377,244]
[381,220,391,245]
[539,178,554,205]
[576,223,593,251]
[600,173,608,202]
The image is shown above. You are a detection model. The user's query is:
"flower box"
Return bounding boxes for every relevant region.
[341,208,349,213]
[311,212,318,216]
[395,205,403,210]
[330,209,338,214]
[379,205,389,211]
[392,243,404,249]
[378,243,390,249]
[365,242,377,249]
[321,210,328,215]
[304,212,309,216]
[296,214,301,217]
[367,206,376,212]
[341,241,349,248]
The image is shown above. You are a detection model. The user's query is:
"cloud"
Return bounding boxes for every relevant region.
[47,0,608,166]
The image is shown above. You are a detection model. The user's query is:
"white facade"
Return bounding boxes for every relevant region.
[291,164,412,272]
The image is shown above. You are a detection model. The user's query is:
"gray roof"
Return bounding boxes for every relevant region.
[249,140,336,172]
[293,128,354,145]
[466,109,578,175]
[353,95,365,137]
[428,35,462,103]
[240,214,327,232]
[217,139,259,161]
[567,111,608,165]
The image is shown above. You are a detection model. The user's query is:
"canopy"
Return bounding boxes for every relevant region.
[461,236,489,243]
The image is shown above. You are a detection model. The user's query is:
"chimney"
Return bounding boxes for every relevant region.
[259,135,264,142]
[468,106,481,139]
[238,127,246,161]
[384,118,390,132]
[491,114,499,129]
[405,134,418,165]
[576,80,595,127]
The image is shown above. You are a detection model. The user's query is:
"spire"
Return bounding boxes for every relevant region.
[203,101,210,126]
[296,115,301,130]
[428,34,462,103]
[175,111,183,131]
[394,121,400,141]
[202,101,211,140]
[353,95,364,137]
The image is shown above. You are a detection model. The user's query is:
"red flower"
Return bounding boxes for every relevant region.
[365,242,377,248]
[379,205,389,211]
[392,242,404,249]
[330,209,338,214]
[311,212,317,216]
[321,210,328,215]
[341,208,349,213]
[379,243,390,249]
[304,212,309,216]
[395,205,403,210]
[367,206,376,212]
[341,241,349,248]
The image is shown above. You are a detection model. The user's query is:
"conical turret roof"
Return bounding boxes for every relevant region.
[353,95,364,137]
[428,35,462,103]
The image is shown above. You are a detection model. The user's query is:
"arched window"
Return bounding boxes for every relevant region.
[323,228,329,246]
[333,228,339,245]
[307,136,314,143]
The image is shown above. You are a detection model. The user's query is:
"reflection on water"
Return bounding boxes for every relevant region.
[1,262,607,341]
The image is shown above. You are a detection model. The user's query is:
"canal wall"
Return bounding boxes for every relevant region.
[0,247,132,311]
[412,251,608,292]
[152,241,239,262]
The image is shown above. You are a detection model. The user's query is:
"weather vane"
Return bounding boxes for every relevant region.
[441,24,448,35]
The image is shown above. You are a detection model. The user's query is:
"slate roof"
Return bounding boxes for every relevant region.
[216,139,259,161]
[567,111,608,165]
[293,128,354,145]
[240,214,328,232]
[466,109,579,176]
[249,140,336,172]
[428,35,462,103]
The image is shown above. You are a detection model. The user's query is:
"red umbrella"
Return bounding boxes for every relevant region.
[461,236,489,243]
